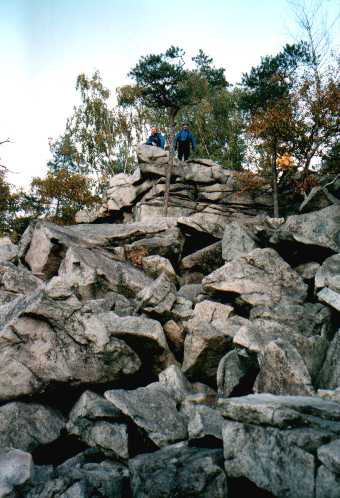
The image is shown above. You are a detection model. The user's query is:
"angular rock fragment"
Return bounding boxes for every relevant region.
[222,221,258,262]
[203,248,307,306]
[105,382,187,448]
[0,448,33,498]
[129,442,227,498]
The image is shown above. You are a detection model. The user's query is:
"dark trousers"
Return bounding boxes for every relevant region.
[178,141,190,161]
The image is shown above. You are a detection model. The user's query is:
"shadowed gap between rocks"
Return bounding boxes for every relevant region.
[32,433,90,465]
[228,477,276,498]
[272,240,335,268]
[180,228,219,259]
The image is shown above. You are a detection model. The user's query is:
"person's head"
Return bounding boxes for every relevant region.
[181,122,189,130]
[151,126,157,135]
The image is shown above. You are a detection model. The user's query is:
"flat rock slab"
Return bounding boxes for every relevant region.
[318,287,340,312]
[223,420,315,498]
[318,439,340,474]
[218,393,340,428]
[270,205,340,252]
[105,382,187,448]
[129,441,227,498]
[0,402,65,452]
[203,248,307,306]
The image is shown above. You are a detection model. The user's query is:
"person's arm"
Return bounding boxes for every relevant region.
[190,132,196,151]
[159,134,165,149]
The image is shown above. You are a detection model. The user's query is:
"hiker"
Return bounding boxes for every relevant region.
[174,123,196,161]
[146,126,165,149]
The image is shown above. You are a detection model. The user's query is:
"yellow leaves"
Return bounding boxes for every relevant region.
[276,153,294,170]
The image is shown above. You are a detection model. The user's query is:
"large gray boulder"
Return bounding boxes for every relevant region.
[105,382,187,448]
[317,330,340,389]
[129,441,228,498]
[67,391,128,460]
[0,448,33,498]
[0,237,18,263]
[179,241,223,275]
[203,248,308,306]
[254,339,314,396]
[182,320,233,385]
[318,287,340,312]
[223,420,315,498]
[0,402,65,452]
[316,254,340,292]
[222,221,258,262]
[270,205,340,252]
[217,349,254,397]
[0,290,141,400]
[136,272,177,316]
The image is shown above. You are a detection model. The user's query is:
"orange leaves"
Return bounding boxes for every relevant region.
[276,153,294,170]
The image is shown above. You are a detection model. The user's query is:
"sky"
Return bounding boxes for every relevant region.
[0,0,339,188]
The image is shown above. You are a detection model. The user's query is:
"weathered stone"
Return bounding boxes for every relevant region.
[170,296,194,322]
[0,291,141,400]
[141,255,177,282]
[218,393,340,428]
[203,248,307,306]
[318,439,340,474]
[177,284,203,302]
[129,442,227,498]
[179,241,223,275]
[159,365,193,403]
[188,405,224,443]
[222,221,258,261]
[59,246,152,300]
[318,388,340,403]
[136,272,177,316]
[294,261,321,280]
[163,320,185,354]
[0,262,42,305]
[106,171,153,211]
[87,312,174,375]
[249,302,332,339]
[105,382,187,447]
[316,254,340,293]
[26,450,129,498]
[271,205,340,252]
[188,300,234,327]
[217,349,253,397]
[317,331,340,389]
[223,420,315,498]
[137,143,169,164]
[318,287,340,312]
[67,392,128,460]
[178,212,227,239]
[0,402,65,452]
[0,237,18,262]
[316,465,340,498]
[0,449,33,498]
[254,339,314,396]
[182,321,233,385]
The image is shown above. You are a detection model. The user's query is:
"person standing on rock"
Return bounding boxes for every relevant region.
[146,126,165,149]
[174,122,196,161]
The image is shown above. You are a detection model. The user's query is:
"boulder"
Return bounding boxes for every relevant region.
[182,320,233,385]
[316,465,340,498]
[67,391,128,460]
[179,241,223,275]
[158,365,193,403]
[315,254,340,292]
[177,284,203,303]
[254,339,314,396]
[0,402,65,452]
[270,205,340,253]
[0,448,33,498]
[318,439,340,474]
[318,287,340,312]
[137,144,169,164]
[294,261,321,280]
[178,212,228,239]
[317,330,340,389]
[223,420,315,498]
[188,300,234,326]
[0,291,141,400]
[203,248,307,306]
[217,349,254,397]
[141,255,177,282]
[105,382,187,448]
[163,320,185,355]
[136,272,177,316]
[0,237,18,262]
[129,442,228,498]
[188,405,224,444]
[222,221,258,262]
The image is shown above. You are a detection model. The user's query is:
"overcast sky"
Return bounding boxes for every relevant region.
[0,0,339,187]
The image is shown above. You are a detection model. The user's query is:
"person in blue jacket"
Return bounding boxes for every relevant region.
[174,123,196,161]
[146,126,165,149]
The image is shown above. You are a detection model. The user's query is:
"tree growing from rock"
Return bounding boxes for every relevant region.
[121,47,227,215]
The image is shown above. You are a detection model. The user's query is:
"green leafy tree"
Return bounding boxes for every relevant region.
[121,46,227,214]
[242,42,312,216]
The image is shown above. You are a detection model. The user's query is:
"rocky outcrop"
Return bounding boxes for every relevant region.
[1,149,340,497]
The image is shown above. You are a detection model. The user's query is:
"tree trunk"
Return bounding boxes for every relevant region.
[271,143,279,218]
[163,109,177,217]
